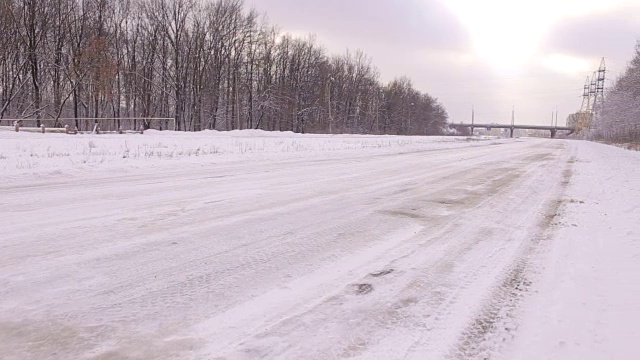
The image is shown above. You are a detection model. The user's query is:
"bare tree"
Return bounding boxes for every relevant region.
[1,0,449,135]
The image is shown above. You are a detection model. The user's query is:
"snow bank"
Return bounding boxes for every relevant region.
[505,141,640,359]
[0,129,503,180]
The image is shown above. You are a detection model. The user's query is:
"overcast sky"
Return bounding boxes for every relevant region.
[244,0,640,126]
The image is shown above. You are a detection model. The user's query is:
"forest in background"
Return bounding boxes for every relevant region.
[595,41,640,144]
[0,0,449,135]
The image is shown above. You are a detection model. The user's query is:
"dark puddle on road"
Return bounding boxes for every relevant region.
[354,283,374,295]
[370,269,394,277]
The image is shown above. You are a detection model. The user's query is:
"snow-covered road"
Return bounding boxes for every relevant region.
[0,135,612,359]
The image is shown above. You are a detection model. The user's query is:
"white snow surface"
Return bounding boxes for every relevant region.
[0,129,502,181]
[502,141,640,360]
[1,130,638,359]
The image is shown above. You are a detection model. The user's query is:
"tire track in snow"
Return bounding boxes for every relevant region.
[0,139,569,360]
[201,143,571,360]
[447,155,575,360]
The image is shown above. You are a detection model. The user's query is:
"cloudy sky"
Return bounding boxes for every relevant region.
[244,0,640,126]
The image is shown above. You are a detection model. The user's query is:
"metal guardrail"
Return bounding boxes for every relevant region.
[0,118,176,133]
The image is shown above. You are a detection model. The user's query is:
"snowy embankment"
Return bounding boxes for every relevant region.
[0,129,501,181]
[504,142,640,360]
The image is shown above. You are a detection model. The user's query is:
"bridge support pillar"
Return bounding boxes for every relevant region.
[551,129,557,139]
[510,127,514,138]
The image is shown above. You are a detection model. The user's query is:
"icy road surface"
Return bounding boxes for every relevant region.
[1,137,581,359]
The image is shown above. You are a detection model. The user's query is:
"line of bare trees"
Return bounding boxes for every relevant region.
[594,41,640,144]
[0,0,449,135]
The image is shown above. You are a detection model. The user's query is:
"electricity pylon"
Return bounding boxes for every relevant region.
[574,58,606,133]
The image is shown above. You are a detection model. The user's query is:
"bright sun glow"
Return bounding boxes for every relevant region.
[444,0,552,71]
[442,0,638,72]
[541,53,590,74]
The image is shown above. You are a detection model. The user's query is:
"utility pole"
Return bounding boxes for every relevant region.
[327,77,333,134]
[510,106,515,138]
[595,58,606,104]
[408,102,414,135]
[471,105,475,135]
[593,58,606,130]
[511,106,515,126]
[576,58,606,133]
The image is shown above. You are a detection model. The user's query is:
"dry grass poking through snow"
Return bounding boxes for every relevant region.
[0,129,504,177]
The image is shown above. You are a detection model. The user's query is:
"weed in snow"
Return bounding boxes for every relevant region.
[2,131,500,174]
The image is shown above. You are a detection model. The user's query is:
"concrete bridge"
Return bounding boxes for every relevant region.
[450,123,575,138]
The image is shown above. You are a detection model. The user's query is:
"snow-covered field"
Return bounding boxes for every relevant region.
[1,130,638,359]
[0,129,502,181]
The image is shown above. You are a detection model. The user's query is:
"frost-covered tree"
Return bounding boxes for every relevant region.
[595,41,640,143]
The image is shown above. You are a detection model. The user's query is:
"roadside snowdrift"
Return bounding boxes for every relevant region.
[505,142,640,359]
[0,129,501,180]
